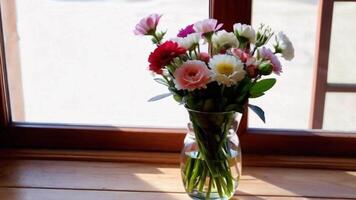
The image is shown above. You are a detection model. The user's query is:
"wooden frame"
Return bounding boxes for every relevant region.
[0,6,11,128]
[310,0,356,129]
[1,0,356,159]
[309,0,334,129]
[0,1,25,123]
[2,149,356,170]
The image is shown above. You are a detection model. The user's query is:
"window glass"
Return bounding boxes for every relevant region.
[1,0,208,128]
[324,93,356,131]
[250,0,318,129]
[328,2,356,84]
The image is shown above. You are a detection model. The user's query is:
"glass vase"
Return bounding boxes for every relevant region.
[180,109,242,200]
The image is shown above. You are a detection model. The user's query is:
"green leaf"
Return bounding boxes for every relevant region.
[154,78,169,86]
[173,94,183,103]
[236,80,252,103]
[148,93,172,102]
[151,37,158,44]
[249,78,276,96]
[250,92,265,98]
[248,104,265,123]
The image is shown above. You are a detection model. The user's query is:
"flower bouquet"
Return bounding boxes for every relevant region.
[134,14,294,199]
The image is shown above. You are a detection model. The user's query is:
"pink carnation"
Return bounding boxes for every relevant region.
[174,60,211,91]
[259,47,282,75]
[134,13,162,35]
[177,24,195,38]
[193,19,223,35]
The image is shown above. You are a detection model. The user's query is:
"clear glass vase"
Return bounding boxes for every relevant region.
[180,109,242,200]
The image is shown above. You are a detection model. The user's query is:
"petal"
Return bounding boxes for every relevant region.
[215,23,224,31]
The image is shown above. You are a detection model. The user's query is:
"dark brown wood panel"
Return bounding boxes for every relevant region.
[211,0,252,30]
[3,123,185,152]
[3,123,356,157]
[241,129,356,156]
[327,83,356,92]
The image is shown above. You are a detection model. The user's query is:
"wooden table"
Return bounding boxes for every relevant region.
[1,156,356,200]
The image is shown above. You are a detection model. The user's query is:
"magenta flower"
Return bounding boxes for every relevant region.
[177,24,196,37]
[193,19,223,36]
[173,60,211,91]
[259,47,282,75]
[134,13,162,36]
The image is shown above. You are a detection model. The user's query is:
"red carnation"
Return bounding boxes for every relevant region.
[148,41,186,74]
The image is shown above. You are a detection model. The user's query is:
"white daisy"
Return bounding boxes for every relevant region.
[209,54,246,87]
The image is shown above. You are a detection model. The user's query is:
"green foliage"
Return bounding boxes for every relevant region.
[151,37,159,44]
[250,92,265,98]
[235,77,253,103]
[235,35,249,49]
[258,61,273,75]
[249,78,276,97]
[149,76,273,115]
[255,24,274,47]
[154,78,169,86]
[148,93,172,102]
[156,31,166,40]
[248,104,265,123]
[173,94,182,103]
[169,86,184,104]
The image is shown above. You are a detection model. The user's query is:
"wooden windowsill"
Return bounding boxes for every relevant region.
[0,150,356,199]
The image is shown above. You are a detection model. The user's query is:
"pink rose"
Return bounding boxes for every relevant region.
[259,47,282,75]
[174,60,211,91]
[134,13,162,35]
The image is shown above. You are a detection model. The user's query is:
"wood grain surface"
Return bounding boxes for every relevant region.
[0,159,355,199]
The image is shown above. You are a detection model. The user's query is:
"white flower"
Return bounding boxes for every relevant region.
[212,30,239,49]
[276,31,294,60]
[233,23,256,44]
[209,54,246,87]
[171,33,201,50]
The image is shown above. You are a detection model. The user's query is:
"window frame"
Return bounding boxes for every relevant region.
[1,0,356,157]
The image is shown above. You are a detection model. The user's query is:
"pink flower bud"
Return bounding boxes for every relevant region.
[198,52,210,63]
[231,48,250,62]
[246,65,259,78]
